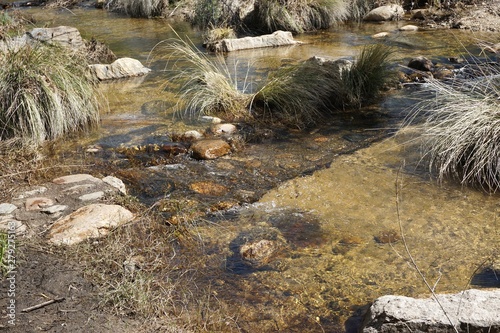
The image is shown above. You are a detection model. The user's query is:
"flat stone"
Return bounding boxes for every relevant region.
[0,218,27,235]
[25,197,55,211]
[215,30,302,52]
[16,186,48,199]
[63,184,96,194]
[0,203,17,215]
[399,24,419,31]
[41,205,68,214]
[361,289,500,333]
[48,204,135,245]
[53,174,101,185]
[372,32,390,38]
[79,191,105,202]
[102,176,127,195]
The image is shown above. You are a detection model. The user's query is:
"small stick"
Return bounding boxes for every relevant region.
[21,297,65,313]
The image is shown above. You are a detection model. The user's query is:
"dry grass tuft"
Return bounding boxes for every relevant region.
[407,62,500,191]
[0,42,100,146]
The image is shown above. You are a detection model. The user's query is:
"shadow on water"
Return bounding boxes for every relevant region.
[471,267,500,288]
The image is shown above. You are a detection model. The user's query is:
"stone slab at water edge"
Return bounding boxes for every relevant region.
[208,30,302,52]
[361,289,500,333]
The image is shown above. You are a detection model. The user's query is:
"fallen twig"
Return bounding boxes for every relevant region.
[21,297,65,313]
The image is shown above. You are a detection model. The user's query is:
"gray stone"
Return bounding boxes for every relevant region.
[79,191,105,202]
[0,203,17,215]
[102,176,127,195]
[48,204,135,245]
[0,218,27,235]
[27,26,85,50]
[363,5,404,21]
[215,31,302,52]
[63,184,97,195]
[41,205,68,214]
[53,174,101,185]
[361,289,500,333]
[89,57,151,81]
[16,186,48,199]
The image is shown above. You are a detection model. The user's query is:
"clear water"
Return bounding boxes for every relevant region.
[11,6,500,331]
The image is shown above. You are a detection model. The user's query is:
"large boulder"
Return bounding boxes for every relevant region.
[89,57,151,81]
[210,31,302,52]
[363,5,404,21]
[48,204,135,245]
[361,289,500,333]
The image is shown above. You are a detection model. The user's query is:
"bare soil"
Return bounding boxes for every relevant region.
[1,3,499,332]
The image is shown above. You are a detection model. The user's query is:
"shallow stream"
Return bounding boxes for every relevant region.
[9,5,500,332]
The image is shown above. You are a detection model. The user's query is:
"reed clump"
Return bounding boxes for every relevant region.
[254,0,350,33]
[0,42,100,146]
[408,63,500,191]
[106,0,169,18]
[162,39,393,128]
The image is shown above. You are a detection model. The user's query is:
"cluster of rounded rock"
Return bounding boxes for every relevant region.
[0,174,134,246]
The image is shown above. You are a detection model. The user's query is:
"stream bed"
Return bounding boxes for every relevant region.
[7,5,500,332]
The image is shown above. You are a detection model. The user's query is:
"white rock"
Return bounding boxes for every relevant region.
[200,116,222,124]
[212,123,238,135]
[362,289,500,333]
[48,204,135,245]
[182,130,204,141]
[372,32,390,38]
[79,191,105,202]
[41,205,68,214]
[218,31,302,52]
[0,203,17,215]
[399,24,419,31]
[89,58,151,81]
[363,5,404,21]
[102,176,127,195]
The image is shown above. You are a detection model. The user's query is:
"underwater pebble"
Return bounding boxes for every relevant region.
[200,116,222,124]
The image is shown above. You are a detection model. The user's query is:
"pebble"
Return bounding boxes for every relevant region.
[102,176,127,195]
[79,191,105,202]
[25,197,55,211]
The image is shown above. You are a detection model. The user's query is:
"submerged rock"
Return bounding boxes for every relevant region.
[190,139,231,160]
[408,56,434,71]
[361,289,500,333]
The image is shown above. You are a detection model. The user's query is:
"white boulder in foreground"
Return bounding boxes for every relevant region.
[48,204,134,245]
[362,289,500,333]
[89,57,151,81]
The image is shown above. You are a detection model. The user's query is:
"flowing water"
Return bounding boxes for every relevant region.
[9,5,500,332]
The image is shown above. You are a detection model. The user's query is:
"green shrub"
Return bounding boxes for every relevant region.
[0,43,100,145]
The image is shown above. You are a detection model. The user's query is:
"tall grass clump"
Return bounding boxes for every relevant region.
[106,0,169,18]
[158,38,253,121]
[162,38,392,127]
[254,0,350,33]
[0,43,100,146]
[336,43,394,108]
[407,64,500,191]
